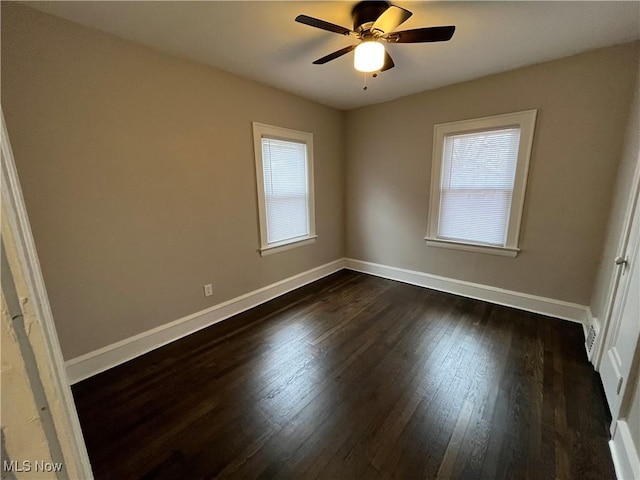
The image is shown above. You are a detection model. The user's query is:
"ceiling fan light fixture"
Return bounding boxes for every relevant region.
[354,41,385,72]
[297,2,456,74]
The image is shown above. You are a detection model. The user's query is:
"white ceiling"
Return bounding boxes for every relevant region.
[26,1,640,110]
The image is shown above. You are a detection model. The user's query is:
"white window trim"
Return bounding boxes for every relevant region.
[425,109,537,257]
[252,122,316,256]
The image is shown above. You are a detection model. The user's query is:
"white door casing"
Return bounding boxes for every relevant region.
[1,108,94,478]
[599,172,640,425]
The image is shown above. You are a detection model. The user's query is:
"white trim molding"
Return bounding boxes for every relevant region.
[610,420,640,480]
[66,258,345,384]
[68,257,592,383]
[427,109,537,255]
[344,258,588,324]
[252,122,316,255]
[259,235,317,256]
[594,144,640,371]
[425,238,520,257]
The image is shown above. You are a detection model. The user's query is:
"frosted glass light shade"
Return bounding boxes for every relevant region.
[354,41,385,72]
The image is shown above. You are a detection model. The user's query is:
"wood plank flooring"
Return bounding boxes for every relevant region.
[72,271,616,479]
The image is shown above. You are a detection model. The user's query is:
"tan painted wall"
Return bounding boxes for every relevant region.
[345,42,639,305]
[1,4,345,359]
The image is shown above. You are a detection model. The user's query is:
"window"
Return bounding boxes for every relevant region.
[426,110,537,257]
[253,122,316,256]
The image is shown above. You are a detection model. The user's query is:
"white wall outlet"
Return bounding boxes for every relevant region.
[203,284,213,297]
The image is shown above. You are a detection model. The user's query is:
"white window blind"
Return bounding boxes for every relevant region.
[261,137,309,245]
[438,127,521,246]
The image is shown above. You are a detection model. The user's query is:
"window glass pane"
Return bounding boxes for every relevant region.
[438,127,521,246]
[261,138,309,244]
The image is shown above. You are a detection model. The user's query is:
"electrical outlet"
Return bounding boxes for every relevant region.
[203,284,213,297]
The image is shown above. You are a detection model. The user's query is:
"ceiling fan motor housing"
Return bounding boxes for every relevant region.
[352,1,391,34]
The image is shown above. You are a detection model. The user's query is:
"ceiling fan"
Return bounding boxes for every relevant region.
[295,1,456,74]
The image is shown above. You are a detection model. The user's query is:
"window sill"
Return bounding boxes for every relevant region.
[424,237,520,257]
[259,235,317,256]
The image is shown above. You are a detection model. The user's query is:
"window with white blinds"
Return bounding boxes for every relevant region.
[439,128,520,246]
[427,110,537,257]
[262,138,309,244]
[253,123,316,255]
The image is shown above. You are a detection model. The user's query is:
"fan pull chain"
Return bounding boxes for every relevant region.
[362,72,379,91]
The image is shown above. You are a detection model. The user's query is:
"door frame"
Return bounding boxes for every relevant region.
[593,147,640,373]
[1,108,94,478]
[599,189,640,425]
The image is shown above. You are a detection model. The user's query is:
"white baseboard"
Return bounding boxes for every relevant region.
[610,420,640,480]
[65,259,345,384]
[344,258,588,325]
[67,257,590,384]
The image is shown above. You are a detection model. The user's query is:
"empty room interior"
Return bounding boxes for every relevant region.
[2,1,640,479]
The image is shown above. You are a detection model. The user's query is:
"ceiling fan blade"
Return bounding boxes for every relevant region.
[386,25,455,43]
[313,45,357,65]
[371,6,412,35]
[295,14,353,36]
[380,51,395,72]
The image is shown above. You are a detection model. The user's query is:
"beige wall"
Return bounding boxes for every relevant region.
[346,42,639,305]
[1,4,345,359]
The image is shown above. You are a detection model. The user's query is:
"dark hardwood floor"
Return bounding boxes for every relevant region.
[72,271,615,480]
